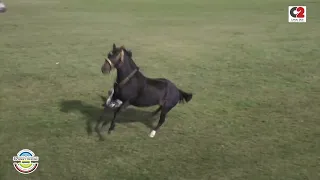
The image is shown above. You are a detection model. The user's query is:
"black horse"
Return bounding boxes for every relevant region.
[96,43,193,140]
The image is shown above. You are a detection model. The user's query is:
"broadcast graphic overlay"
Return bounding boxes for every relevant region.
[288,6,306,23]
[13,149,39,174]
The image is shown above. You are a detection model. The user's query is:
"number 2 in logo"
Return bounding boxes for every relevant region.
[296,7,305,18]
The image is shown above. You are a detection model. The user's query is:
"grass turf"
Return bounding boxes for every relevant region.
[0,0,319,179]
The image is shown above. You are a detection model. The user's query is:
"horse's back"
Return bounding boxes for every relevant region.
[146,77,181,105]
[133,78,167,106]
[145,77,168,87]
[130,77,179,107]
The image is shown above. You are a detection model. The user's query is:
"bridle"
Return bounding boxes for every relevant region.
[105,50,124,69]
[105,49,139,87]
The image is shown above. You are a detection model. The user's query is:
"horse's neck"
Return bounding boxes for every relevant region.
[116,64,136,83]
[116,57,141,83]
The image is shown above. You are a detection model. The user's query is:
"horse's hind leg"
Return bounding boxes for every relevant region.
[149,106,173,138]
[151,106,162,117]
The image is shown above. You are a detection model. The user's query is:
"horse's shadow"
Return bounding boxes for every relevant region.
[59,95,156,136]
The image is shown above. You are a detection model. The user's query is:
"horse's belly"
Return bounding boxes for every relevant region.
[131,95,159,107]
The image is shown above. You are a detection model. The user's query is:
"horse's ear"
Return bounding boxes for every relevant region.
[112,43,116,50]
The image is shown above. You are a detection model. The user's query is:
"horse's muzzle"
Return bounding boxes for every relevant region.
[101,67,111,74]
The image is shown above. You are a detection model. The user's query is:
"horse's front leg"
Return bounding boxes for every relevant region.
[95,107,110,141]
[107,101,130,134]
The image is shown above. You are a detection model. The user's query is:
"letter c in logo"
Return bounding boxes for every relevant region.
[290,7,297,17]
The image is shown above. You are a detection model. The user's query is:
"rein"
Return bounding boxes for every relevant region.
[116,68,139,87]
[105,50,124,69]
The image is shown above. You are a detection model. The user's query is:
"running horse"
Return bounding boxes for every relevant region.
[96,43,193,140]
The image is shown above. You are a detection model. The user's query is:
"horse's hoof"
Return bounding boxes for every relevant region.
[108,130,112,134]
[99,137,105,141]
[149,130,156,138]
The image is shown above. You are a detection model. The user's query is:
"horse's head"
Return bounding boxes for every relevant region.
[101,43,132,74]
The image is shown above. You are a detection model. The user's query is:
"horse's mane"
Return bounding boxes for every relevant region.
[119,45,132,58]
[119,46,139,70]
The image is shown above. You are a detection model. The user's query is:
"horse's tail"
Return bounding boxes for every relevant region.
[178,89,193,103]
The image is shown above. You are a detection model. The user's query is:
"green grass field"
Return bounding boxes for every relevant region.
[1,0,320,179]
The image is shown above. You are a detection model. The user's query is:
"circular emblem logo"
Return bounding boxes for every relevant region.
[13,149,39,174]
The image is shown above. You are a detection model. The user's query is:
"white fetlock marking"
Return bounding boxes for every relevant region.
[0,3,6,9]
[149,130,156,138]
[106,89,114,105]
[116,99,123,106]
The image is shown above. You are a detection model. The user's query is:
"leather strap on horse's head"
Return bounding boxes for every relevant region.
[105,50,124,69]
